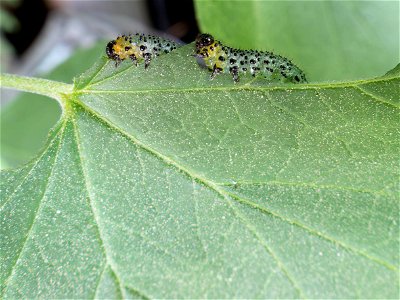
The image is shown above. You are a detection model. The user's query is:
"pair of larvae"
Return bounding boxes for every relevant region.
[106,33,307,84]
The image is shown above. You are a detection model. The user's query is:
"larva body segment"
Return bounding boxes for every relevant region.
[106,33,179,69]
[195,33,307,83]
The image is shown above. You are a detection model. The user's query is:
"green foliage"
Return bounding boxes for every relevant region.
[0,43,105,168]
[1,2,399,297]
[194,1,399,82]
[1,44,399,298]
[0,0,21,70]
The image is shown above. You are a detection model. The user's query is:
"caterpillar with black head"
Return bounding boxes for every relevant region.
[106,33,179,69]
[195,33,307,84]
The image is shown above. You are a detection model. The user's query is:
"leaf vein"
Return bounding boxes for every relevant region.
[353,85,399,108]
[2,123,66,295]
[216,179,389,197]
[93,263,107,299]
[225,190,396,271]
[77,74,399,95]
[0,122,63,212]
[225,196,305,298]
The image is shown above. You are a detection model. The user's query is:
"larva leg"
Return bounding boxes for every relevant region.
[129,54,138,66]
[114,58,122,68]
[211,64,222,80]
[144,53,152,69]
[230,66,239,83]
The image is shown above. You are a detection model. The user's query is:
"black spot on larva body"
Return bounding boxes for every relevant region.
[240,61,244,65]
[230,58,236,64]
[219,56,225,61]
[140,45,146,51]
[294,75,300,82]
[125,46,130,51]
[250,59,256,64]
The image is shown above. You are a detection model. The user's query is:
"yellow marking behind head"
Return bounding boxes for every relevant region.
[112,36,140,60]
[200,42,227,70]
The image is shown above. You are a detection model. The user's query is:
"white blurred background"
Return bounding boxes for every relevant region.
[0,0,199,104]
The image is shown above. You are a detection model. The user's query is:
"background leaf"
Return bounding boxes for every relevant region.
[194,0,399,82]
[0,42,105,169]
[1,45,398,298]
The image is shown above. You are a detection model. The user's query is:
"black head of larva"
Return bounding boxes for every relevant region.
[196,34,214,50]
[106,40,116,59]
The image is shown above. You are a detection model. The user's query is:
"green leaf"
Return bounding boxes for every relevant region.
[1,45,399,298]
[194,1,399,82]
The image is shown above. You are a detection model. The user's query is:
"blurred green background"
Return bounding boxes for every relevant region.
[195,1,399,82]
[1,0,399,169]
[0,43,104,168]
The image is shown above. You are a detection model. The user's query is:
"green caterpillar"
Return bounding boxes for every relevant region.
[106,33,179,68]
[195,33,307,83]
